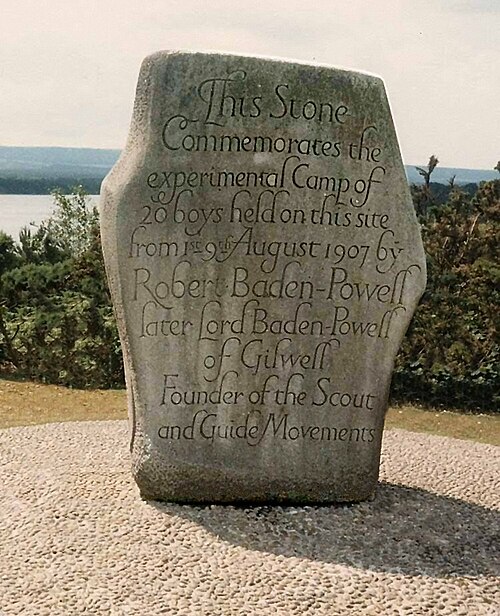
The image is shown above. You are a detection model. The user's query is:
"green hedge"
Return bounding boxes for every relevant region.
[392,180,499,410]
[0,182,498,411]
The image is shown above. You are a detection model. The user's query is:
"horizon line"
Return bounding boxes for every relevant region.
[0,144,496,172]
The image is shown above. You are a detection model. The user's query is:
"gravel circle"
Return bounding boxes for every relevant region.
[0,421,499,615]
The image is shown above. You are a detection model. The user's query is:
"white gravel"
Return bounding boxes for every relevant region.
[0,421,498,615]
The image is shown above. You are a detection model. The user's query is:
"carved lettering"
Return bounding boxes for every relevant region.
[101,51,426,503]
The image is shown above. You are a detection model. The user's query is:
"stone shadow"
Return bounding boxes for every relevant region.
[150,482,500,578]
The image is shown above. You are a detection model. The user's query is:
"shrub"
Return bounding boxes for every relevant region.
[0,187,123,388]
[393,180,499,411]
[1,182,498,411]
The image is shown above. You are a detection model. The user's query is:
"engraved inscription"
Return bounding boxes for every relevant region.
[101,52,426,502]
[124,68,419,445]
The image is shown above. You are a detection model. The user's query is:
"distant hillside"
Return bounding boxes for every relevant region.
[0,146,121,194]
[0,146,120,179]
[405,165,497,185]
[0,146,497,193]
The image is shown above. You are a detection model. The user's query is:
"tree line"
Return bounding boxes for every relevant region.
[0,175,103,195]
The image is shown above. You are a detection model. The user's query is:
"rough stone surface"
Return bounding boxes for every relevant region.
[0,423,498,615]
[101,51,426,502]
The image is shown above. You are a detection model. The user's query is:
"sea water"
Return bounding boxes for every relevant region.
[0,194,100,240]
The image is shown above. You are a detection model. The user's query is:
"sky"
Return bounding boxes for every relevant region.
[1,0,498,169]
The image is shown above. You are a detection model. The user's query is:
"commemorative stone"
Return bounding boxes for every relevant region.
[101,51,426,503]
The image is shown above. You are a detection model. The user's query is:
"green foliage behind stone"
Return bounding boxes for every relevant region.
[0,187,123,388]
[392,179,499,411]
[0,182,498,409]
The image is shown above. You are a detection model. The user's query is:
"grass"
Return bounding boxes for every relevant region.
[385,404,499,446]
[0,377,498,446]
[0,378,127,427]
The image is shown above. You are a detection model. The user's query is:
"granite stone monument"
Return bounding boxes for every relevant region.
[101,51,426,503]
